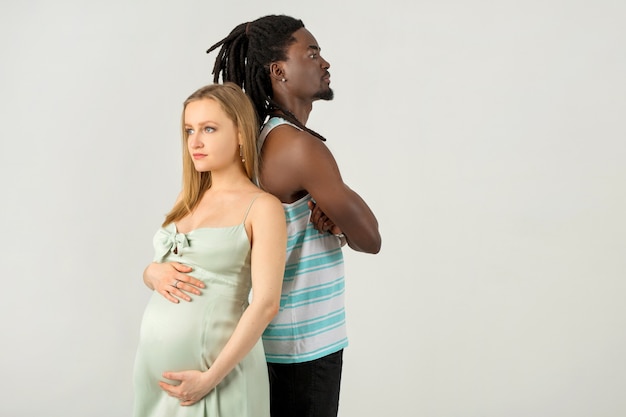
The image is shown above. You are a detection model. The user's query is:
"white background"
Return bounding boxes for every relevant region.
[1,1,625,416]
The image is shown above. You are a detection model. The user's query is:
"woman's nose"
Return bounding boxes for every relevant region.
[188,134,202,148]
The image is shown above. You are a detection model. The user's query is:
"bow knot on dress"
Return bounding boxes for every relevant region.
[153,228,189,261]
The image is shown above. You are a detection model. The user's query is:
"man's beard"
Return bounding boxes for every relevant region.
[315,88,334,101]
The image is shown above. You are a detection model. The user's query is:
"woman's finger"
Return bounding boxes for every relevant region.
[175,279,203,296]
[172,262,193,273]
[168,283,191,302]
[160,288,180,304]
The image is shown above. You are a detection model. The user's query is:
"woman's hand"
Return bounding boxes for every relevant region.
[159,370,215,406]
[143,262,205,303]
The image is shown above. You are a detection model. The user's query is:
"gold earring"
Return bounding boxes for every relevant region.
[239,144,245,163]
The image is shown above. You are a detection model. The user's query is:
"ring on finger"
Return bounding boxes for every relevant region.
[174,279,180,289]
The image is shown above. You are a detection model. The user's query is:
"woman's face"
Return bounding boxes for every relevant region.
[184,98,239,173]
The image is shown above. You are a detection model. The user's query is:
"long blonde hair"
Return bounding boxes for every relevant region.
[163,83,259,226]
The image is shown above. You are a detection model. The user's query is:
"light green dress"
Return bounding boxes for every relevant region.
[133,201,269,417]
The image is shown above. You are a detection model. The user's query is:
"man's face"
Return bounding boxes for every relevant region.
[280,28,334,101]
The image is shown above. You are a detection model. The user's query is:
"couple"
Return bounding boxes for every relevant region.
[133,15,381,417]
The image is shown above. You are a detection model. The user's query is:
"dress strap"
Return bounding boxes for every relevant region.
[241,194,261,224]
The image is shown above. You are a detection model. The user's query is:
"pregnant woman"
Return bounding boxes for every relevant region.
[133,83,286,417]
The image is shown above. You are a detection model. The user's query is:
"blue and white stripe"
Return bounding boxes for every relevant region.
[259,118,348,364]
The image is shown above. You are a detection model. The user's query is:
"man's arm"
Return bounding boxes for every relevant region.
[263,127,381,253]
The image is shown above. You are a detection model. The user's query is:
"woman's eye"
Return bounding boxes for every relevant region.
[185,128,195,135]
[204,126,215,133]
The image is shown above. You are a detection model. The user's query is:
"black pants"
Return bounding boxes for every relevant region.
[267,349,344,417]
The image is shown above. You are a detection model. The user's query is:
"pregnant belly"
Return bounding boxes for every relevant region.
[136,290,242,383]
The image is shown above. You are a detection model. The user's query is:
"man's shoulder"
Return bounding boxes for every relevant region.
[265,123,327,152]
[259,121,335,201]
[261,117,322,143]
[266,123,310,141]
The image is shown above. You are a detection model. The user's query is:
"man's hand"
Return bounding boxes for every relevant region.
[308,200,342,235]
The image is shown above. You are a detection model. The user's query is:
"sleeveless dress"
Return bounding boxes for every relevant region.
[133,198,269,417]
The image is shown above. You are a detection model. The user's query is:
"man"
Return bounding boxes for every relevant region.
[207,15,381,417]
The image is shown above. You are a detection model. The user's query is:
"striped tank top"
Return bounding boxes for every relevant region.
[259,117,348,364]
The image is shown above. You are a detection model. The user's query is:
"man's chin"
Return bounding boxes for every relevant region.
[315,88,334,101]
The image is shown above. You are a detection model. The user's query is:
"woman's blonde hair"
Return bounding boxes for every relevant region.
[163,82,259,226]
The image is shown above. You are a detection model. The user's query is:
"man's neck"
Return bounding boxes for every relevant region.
[272,96,313,126]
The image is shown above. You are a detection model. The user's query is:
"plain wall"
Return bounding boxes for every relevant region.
[1,1,625,416]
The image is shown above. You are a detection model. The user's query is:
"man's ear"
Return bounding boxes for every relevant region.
[269,62,285,82]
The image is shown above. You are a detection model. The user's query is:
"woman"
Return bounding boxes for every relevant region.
[133,83,286,417]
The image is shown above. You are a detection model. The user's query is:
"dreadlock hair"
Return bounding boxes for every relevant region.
[206,14,327,142]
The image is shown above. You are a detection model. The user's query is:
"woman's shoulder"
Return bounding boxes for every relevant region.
[245,191,286,245]
[245,190,284,221]
[251,190,283,210]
